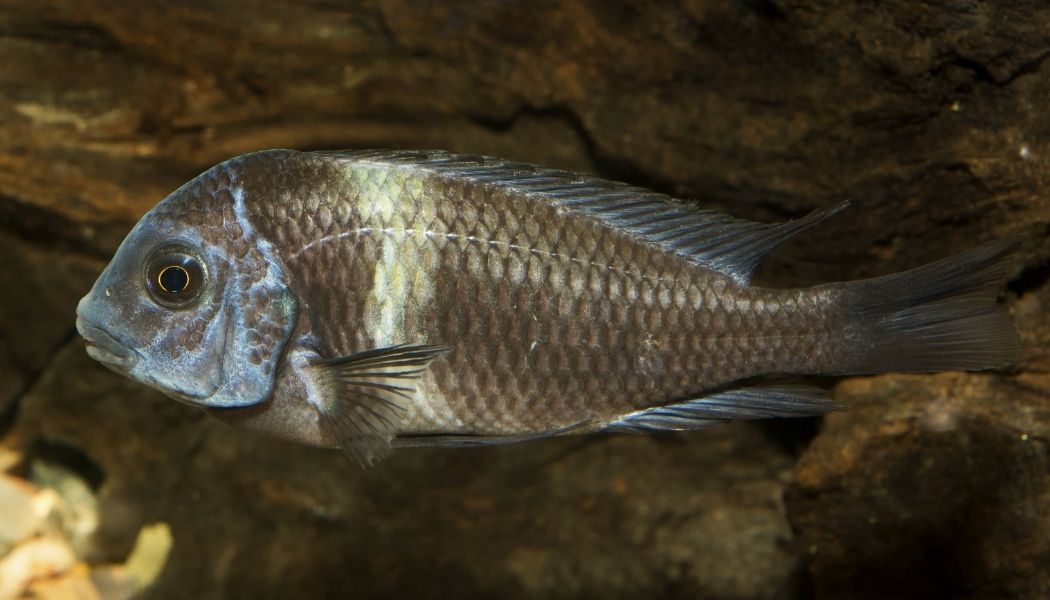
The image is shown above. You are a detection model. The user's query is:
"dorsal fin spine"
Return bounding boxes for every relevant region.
[324,149,849,285]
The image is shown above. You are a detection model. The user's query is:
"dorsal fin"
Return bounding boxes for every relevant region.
[323,149,848,285]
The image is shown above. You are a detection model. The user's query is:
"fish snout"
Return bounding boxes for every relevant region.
[75,297,138,372]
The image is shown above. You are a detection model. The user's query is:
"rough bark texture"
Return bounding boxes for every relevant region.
[1,1,1048,598]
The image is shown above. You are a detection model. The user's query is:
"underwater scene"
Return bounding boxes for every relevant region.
[1,1,1048,598]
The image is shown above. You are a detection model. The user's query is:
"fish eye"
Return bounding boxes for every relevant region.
[158,265,190,293]
[145,246,207,308]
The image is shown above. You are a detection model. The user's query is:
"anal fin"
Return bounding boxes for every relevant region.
[603,385,841,433]
[313,344,448,466]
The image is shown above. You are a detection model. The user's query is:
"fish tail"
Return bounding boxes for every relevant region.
[833,239,1019,374]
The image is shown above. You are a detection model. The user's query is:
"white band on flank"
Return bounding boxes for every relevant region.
[349,168,463,429]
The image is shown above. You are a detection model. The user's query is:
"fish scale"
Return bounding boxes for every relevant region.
[228,152,837,433]
[75,148,1018,466]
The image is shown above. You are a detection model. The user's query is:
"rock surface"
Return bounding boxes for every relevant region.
[786,374,1050,599]
[1,1,1048,598]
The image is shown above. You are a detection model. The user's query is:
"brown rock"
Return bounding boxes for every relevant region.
[786,373,1050,599]
[0,233,103,417]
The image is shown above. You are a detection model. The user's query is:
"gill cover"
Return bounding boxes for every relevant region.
[207,188,299,408]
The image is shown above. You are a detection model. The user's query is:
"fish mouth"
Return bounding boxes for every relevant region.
[75,317,138,371]
[163,388,211,405]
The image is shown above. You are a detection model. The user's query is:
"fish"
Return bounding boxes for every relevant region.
[74,149,1019,465]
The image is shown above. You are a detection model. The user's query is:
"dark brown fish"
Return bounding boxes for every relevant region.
[74,149,1019,465]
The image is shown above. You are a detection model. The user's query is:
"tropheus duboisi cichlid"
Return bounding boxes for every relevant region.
[75,149,1019,465]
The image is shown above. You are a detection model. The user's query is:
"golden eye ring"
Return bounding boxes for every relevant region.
[157,265,191,293]
[145,246,207,308]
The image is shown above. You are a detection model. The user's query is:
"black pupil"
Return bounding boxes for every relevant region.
[158,265,189,293]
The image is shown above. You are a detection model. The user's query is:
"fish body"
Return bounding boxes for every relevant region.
[75,149,1018,464]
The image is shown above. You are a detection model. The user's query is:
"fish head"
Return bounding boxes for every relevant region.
[76,156,298,408]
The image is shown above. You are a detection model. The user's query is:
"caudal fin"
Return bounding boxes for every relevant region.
[835,240,1019,374]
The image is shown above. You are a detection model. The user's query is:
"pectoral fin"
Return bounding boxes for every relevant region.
[313,344,449,466]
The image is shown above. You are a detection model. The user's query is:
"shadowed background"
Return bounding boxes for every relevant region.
[1,1,1049,598]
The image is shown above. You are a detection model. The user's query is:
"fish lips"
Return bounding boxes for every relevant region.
[75,316,139,373]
